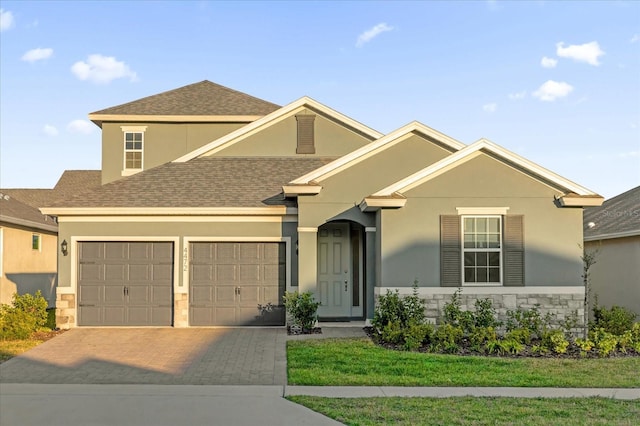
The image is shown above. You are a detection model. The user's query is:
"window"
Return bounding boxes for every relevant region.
[462,216,501,284]
[32,233,41,251]
[124,132,143,170]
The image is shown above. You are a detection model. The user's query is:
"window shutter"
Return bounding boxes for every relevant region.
[440,215,461,287]
[296,114,316,154]
[503,215,524,286]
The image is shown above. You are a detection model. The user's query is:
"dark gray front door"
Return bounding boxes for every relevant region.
[78,242,173,326]
[189,242,285,326]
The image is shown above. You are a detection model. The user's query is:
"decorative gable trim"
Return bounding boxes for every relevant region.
[290,121,466,185]
[371,138,603,202]
[173,97,383,162]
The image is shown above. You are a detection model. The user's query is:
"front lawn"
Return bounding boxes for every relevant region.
[287,396,640,426]
[0,330,63,363]
[287,338,640,387]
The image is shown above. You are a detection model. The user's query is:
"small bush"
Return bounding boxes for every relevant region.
[591,305,636,336]
[504,328,531,345]
[575,337,594,354]
[473,298,501,329]
[403,323,434,351]
[499,338,524,355]
[432,324,463,353]
[0,291,49,340]
[505,305,550,339]
[469,326,497,353]
[589,328,618,357]
[283,291,320,331]
[443,289,474,332]
[542,329,569,354]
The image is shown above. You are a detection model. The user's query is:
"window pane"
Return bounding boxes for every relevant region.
[133,133,142,142]
[464,252,476,267]
[488,218,499,232]
[133,141,142,150]
[125,133,133,142]
[477,268,488,282]
[489,267,500,282]
[488,233,500,248]
[488,252,500,266]
[477,218,487,232]
[477,234,487,248]
[464,235,475,249]
[126,152,142,169]
[32,234,40,250]
[464,268,475,283]
[477,252,488,266]
[464,218,475,232]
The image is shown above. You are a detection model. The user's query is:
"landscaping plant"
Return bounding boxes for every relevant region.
[0,291,49,340]
[283,290,320,332]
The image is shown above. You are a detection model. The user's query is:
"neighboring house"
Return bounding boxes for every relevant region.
[0,193,58,306]
[41,80,604,329]
[1,171,101,307]
[584,186,640,316]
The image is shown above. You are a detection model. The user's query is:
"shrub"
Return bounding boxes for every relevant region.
[589,328,618,357]
[473,298,501,329]
[504,328,531,345]
[283,291,320,331]
[505,305,550,339]
[0,291,49,340]
[469,326,498,353]
[443,289,474,332]
[432,324,463,353]
[591,305,636,336]
[403,323,434,352]
[575,337,594,356]
[499,338,524,355]
[541,329,569,354]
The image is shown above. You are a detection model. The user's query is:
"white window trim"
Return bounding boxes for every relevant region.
[461,215,502,286]
[121,126,147,174]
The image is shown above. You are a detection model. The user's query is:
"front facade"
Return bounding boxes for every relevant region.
[42,81,603,328]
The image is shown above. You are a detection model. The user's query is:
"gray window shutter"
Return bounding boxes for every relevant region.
[441,215,461,287]
[296,114,316,154]
[503,215,525,286]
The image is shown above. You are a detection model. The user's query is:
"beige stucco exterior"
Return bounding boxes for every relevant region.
[101,122,249,184]
[0,224,57,307]
[586,235,640,315]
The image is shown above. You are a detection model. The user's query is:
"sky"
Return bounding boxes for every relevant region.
[0,1,638,199]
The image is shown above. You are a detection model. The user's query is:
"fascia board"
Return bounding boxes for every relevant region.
[359,197,407,212]
[558,196,605,207]
[282,185,322,196]
[40,207,297,216]
[584,230,640,241]
[0,215,58,233]
[89,114,262,123]
[173,97,383,163]
[290,121,466,185]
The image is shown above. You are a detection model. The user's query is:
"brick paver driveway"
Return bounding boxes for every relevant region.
[0,328,287,385]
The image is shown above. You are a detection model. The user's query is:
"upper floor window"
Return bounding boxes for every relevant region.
[121,126,147,176]
[462,216,501,284]
[32,233,41,251]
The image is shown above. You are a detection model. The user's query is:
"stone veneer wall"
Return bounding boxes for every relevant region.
[375,287,585,332]
[55,293,76,329]
[174,293,189,327]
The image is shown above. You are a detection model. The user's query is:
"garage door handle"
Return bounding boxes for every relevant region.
[235,287,241,295]
[123,286,129,296]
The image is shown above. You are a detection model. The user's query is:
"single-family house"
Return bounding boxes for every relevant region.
[41,80,604,328]
[584,186,640,315]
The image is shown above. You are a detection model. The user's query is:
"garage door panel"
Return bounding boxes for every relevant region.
[215,265,236,282]
[191,264,213,281]
[239,264,260,282]
[78,242,173,326]
[191,285,214,303]
[239,243,260,260]
[215,244,237,260]
[239,286,260,304]
[215,286,236,304]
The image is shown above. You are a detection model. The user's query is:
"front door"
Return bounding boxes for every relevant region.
[317,223,351,318]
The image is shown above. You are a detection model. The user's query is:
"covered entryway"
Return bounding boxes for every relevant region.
[317,222,364,320]
[189,242,286,326]
[77,242,174,326]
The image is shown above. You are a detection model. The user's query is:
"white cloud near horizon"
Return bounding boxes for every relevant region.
[71,54,138,84]
[356,23,394,48]
[556,41,605,66]
[482,103,497,113]
[619,150,639,158]
[43,125,59,136]
[533,80,574,101]
[0,9,15,31]
[541,56,557,68]
[22,48,53,63]
[67,119,94,134]
[508,91,527,100]
[631,34,639,43]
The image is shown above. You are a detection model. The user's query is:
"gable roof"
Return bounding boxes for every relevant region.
[173,97,384,162]
[41,157,335,215]
[584,185,640,241]
[287,121,465,190]
[0,193,57,233]
[361,138,603,210]
[89,80,281,126]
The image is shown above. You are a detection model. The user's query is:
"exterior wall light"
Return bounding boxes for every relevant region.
[61,239,68,256]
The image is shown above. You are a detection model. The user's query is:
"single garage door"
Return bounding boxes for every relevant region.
[78,242,173,326]
[190,242,285,326]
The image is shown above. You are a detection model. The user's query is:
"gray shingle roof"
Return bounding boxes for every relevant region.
[91,80,281,117]
[47,157,335,209]
[584,185,640,239]
[0,193,57,232]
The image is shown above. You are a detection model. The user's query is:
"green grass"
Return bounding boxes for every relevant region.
[287,396,640,426]
[0,338,45,363]
[287,338,640,387]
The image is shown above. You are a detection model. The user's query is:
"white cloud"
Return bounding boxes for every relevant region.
[0,9,15,31]
[21,48,53,63]
[67,119,94,134]
[631,34,639,43]
[71,54,138,84]
[532,80,574,102]
[619,151,639,158]
[356,23,394,48]
[482,103,497,113]
[556,41,605,66]
[508,91,527,100]
[541,56,557,68]
[43,124,58,136]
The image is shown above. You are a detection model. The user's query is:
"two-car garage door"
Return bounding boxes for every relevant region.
[78,241,285,326]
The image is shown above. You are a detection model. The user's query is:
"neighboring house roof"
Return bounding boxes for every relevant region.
[360,138,604,211]
[2,170,101,209]
[41,157,335,215]
[89,80,281,126]
[286,121,465,193]
[173,96,384,162]
[0,193,58,233]
[584,185,640,241]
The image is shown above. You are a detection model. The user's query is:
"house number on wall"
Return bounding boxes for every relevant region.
[183,247,188,272]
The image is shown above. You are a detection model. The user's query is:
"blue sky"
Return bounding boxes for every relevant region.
[1,1,638,198]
